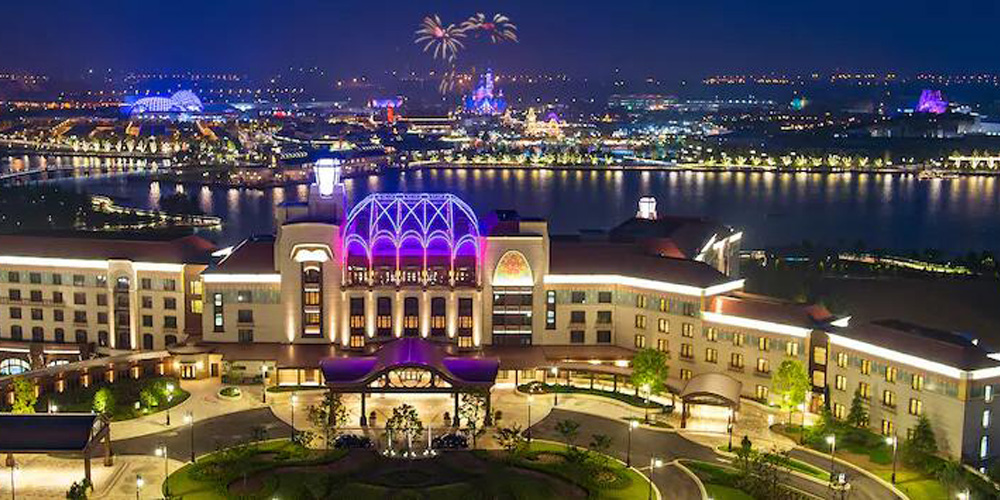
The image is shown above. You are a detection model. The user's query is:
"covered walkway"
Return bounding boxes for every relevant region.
[0,413,112,487]
[678,372,741,430]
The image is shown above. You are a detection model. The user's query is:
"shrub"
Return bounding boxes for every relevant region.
[139,387,158,408]
[92,387,115,415]
[431,433,469,449]
[291,430,316,448]
[334,434,373,449]
[66,478,91,499]
[219,386,241,398]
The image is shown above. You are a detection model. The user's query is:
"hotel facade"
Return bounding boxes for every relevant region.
[1,160,999,467]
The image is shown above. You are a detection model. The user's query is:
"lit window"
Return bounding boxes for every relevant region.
[634,335,646,348]
[836,352,848,368]
[881,419,894,436]
[861,359,871,375]
[812,370,826,388]
[986,385,994,403]
[682,323,694,338]
[756,358,770,374]
[705,327,718,342]
[911,374,924,391]
[908,398,922,416]
[755,385,769,401]
[835,375,846,391]
[758,337,769,351]
[733,333,744,347]
[705,348,718,364]
[984,410,992,429]
[634,314,646,329]
[657,318,668,333]
[680,343,693,359]
[680,369,691,381]
[730,353,744,369]
[981,436,989,459]
[882,390,896,408]
[886,366,897,383]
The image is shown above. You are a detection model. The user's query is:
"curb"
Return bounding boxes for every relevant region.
[794,446,907,499]
[513,390,677,433]
[532,438,663,500]
[671,459,708,500]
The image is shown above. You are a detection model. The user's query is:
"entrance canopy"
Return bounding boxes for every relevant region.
[320,338,499,393]
[0,413,112,484]
[680,372,742,409]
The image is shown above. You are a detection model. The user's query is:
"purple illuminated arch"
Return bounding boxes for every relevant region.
[342,193,481,283]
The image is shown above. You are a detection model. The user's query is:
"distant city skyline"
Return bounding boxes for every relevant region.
[4,0,1000,79]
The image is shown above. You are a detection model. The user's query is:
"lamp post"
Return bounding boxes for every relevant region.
[155,444,169,498]
[550,367,559,406]
[165,382,174,426]
[527,395,534,444]
[48,401,57,414]
[135,474,143,500]
[261,366,267,404]
[9,461,16,500]
[291,393,299,431]
[184,411,195,463]
[627,419,639,466]
[641,383,651,424]
[957,490,970,500]
[799,402,807,444]
[647,457,664,500]
[825,435,837,475]
[885,434,898,484]
[727,409,735,452]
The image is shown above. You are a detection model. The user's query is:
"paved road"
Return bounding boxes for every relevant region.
[789,448,900,500]
[530,409,895,500]
[113,407,292,461]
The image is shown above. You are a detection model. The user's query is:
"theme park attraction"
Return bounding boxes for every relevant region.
[125,90,205,117]
[464,69,508,116]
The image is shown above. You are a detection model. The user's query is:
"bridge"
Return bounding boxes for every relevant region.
[947,155,1000,170]
[0,156,168,185]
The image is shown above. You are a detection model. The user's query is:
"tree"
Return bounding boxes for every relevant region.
[460,391,489,448]
[308,391,349,449]
[934,459,966,497]
[494,424,527,457]
[905,415,938,464]
[10,377,37,414]
[772,360,810,425]
[139,387,158,409]
[846,389,868,428]
[66,478,92,499]
[554,419,580,450]
[92,387,115,415]
[589,434,613,465]
[630,348,669,397]
[386,403,424,451]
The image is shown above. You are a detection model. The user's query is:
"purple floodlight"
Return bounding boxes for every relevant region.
[916,89,947,114]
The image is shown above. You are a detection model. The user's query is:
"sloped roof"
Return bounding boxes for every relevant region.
[549,239,732,288]
[207,236,275,273]
[0,413,103,452]
[708,293,833,329]
[835,319,1000,371]
[0,233,215,264]
[680,372,742,408]
[609,215,732,259]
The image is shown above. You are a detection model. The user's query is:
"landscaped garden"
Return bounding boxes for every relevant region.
[164,438,655,499]
[4,375,188,421]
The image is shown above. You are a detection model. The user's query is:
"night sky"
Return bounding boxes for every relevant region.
[3,0,1000,79]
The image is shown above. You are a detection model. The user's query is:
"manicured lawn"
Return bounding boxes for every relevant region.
[705,484,753,500]
[39,376,189,421]
[715,444,830,481]
[501,441,654,500]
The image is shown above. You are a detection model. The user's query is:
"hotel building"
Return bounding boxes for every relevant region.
[1,160,998,467]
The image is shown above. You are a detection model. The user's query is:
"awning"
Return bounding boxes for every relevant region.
[679,372,742,408]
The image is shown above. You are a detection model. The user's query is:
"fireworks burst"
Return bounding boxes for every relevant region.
[462,13,518,44]
[414,15,466,63]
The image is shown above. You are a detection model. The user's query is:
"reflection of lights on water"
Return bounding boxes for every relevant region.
[149,182,161,209]
[199,186,213,213]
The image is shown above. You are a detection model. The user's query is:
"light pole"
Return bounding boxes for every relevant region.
[627,419,639,466]
[9,461,16,500]
[527,395,534,444]
[825,435,837,475]
[799,402,807,444]
[727,409,734,452]
[165,382,174,426]
[885,434,898,484]
[48,401,58,413]
[291,393,299,431]
[646,457,664,500]
[184,411,195,463]
[155,444,169,498]
[641,383,651,424]
[550,367,559,406]
[261,366,268,404]
[957,490,970,500]
[135,474,143,500]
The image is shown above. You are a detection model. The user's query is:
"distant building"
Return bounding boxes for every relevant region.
[916,90,948,114]
[126,90,204,117]
[464,69,507,116]
[608,94,677,111]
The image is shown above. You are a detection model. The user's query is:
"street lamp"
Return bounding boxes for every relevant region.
[135,474,144,500]
[155,444,169,498]
[641,383,651,424]
[825,435,837,475]
[261,366,268,404]
[550,367,559,406]
[727,409,735,452]
[184,411,195,463]
[291,393,299,431]
[885,435,898,484]
[165,382,175,426]
[799,402,808,444]
[527,395,534,444]
[627,419,639,466]
[647,457,664,500]
[48,401,58,413]
[957,490,970,500]
[8,462,17,500]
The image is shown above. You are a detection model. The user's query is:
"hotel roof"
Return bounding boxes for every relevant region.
[0,233,215,264]
[834,319,1000,371]
[206,236,275,274]
[549,238,732,288]
[708,293,834,329]
[609,215,733,259]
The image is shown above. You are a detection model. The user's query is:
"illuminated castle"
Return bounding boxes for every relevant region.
[463,69,507,116]
[916,89,948,114]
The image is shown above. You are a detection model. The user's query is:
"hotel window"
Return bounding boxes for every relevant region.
[597,330,611,344]
[705,348,718,364]
[636,294,647,308]
[213,293,224,332]
[705,327,718,342]
[598,291,612,304]
[733,332,745,347]
[163,279,177,292]
[403,298,419,336]
[833,403,847,420]
[96,275,107,287]
[97,294,108,306]
[10,326,22,340]
[164,316,178,329]
[52,274,62,286]
[29,290,41,302]
[9,307,21,319]
[860,359,871,375]
[730,353,744,369]
[458,298,474,339]
[31,327,43,342]
[596,311,612,324]
[986,385,994,403]
[73,274,84,286]
[682,302,697,317]
[911,374,924,391]
[858,382,871,399]
[28,273,40,284]
[142,315,153,328]
[376,297,392,336]
[885,366,897,383]
[570,291,586,304]
[97,330,108,347]
[908,398,922,416]
[52,291,63,304]
[237,290,252,303]
[680,343,693,359]
[680,369,692,381]
[349,334,365,348]
[74,329,86,344]
[758,337,770,351]
[981,436,990,459]
[190,281,203,296]
[74,292,86,305]
[164,297,177,310]
[97,312,108,324]
[570,331,585,344]
[756,358,770,374]
[882,390,896,408]
[140,278,151,290]
[787,341,800,357]
[657,338,668,352]
[657,318,669,333]
[755,385,769,401]
[881,419,895,437]
[984,410,991,429]
[7,272,19,283]
[808,344,821,361]
[238,310,254,324]
[430,298,446,336]
[635,314,646,329]
[31,308,43,321]
[812,370,826,388]
[53,310,64,322]
[570,311,586,324]
[191,299,203,314]
[73,311,86,324]
[54,328,64,343]
[837,352,848,368]
[7,289,20,301]
[658,298,668,312]
[350,297,366,330]
[835,375,847,391]
[546,291,557,330]
[141,296,153,309]
[682,323,694,338]
[458,336,474,348]
[634,335,646,348]
[238,329,254,343]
